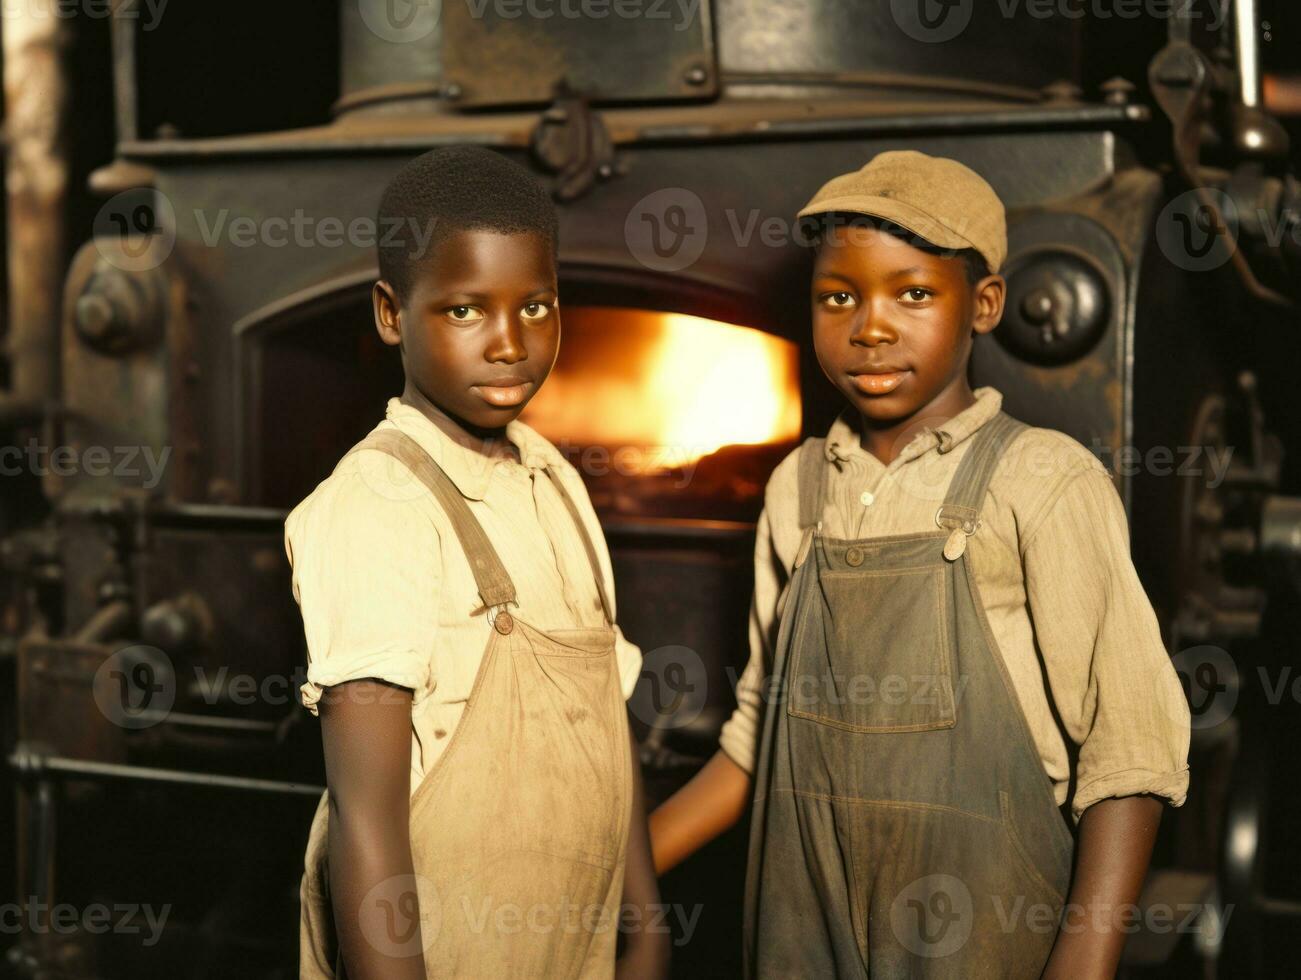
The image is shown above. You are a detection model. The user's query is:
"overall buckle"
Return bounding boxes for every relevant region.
[935,506,981,561]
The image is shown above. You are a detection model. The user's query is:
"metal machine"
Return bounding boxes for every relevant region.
[2,1,1299,976]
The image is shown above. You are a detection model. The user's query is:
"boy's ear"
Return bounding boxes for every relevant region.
[971,274,1006,335]
[373,280,402,347]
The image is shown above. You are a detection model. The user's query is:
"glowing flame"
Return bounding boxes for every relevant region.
[645,314,800,457]
[521,307,801,471]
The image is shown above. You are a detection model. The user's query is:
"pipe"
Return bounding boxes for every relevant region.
[110,0,139,145]
[72,600,133,643]
[1235,0,1261,109]
[10,744,325,797]
[1,0,71,408]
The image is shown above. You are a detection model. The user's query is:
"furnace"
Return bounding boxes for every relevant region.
[2,1,1300,977]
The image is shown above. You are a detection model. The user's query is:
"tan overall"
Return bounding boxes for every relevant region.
[744,412,1076,978]
[299,429,632,980]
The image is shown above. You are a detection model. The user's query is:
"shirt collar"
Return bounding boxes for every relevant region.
[383,397,562,501]
[825,386,1004,466]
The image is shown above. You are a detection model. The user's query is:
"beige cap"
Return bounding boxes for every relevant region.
[797,150,1007,273]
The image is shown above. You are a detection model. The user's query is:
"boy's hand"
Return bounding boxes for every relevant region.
[618,726,671,979]
[1041,794,1164,980]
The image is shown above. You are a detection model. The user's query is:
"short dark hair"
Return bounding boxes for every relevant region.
[801,212,991,286]
[377,145,559,303]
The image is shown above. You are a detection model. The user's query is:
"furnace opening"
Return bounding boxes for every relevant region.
[520,306,801,521]
[250,295,800,522]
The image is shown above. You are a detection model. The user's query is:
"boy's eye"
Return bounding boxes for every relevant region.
[521,301,552,321]
[820,291,856,309]
[901,288,933,303]
[447,305,483,322]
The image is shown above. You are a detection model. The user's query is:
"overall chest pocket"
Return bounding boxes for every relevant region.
[787,562,957,733]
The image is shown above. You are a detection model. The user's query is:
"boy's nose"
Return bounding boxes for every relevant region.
[850,309,897,346]
[485,317,528,363]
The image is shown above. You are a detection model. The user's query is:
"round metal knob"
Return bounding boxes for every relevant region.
[74,293,117,342]
[72,261,165,355]
[1020,289,1055,325]
[996,249,1111,365]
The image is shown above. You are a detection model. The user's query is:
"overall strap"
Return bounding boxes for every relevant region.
[540,466,615,627]
[793,437,829,569]
[797,437,829,530]
[936,412,1028,532]
[347,429,517,616]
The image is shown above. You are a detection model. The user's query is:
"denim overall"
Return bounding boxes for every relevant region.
[743,412,1074,978]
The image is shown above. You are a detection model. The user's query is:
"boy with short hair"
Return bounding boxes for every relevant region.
[650,150,1190,978]
[289,146,667,979]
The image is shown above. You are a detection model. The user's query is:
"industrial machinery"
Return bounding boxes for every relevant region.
[1,1,1299,976]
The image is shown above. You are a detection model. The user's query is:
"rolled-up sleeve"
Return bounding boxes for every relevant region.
[286,468,440,715]
[1021,467,1191,821]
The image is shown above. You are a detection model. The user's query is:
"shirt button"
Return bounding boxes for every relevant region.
[860,490,875,506]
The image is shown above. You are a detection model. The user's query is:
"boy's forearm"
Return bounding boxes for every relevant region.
[648,749,752,875]
[321,681,427,980]
[617,726,670,979]
[328,810,428,980]
[1042,794,1163,980]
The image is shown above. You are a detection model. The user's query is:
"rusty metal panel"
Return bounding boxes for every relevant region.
[441,0,718,107]
[713,0,1082,90]
[971,209,1129,470]
[141,522,304,723]
[19,639,127,763]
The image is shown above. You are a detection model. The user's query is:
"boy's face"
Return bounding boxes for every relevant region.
[374,228,559,432]
[810,225,1003,425]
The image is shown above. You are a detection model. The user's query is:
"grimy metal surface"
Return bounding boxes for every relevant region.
[136,125,1123,507]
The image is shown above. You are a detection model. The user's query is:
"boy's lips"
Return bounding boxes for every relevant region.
[472,378,534,408]
[849,370,910,395]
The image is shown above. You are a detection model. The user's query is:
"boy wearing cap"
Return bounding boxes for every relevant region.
[650,151,1190,978]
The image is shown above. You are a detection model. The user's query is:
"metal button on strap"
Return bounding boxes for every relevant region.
[845,546,865,566]
[943,528,967,561]
[493,610,515,635]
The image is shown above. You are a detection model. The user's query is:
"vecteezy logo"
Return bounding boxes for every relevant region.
[624,188,708,273]
[890,0,973,43]
[1155,188,1241,273]
[357,873,441,957]
[93,645,176,730]
[358,0,440,44]
[890,874,973,958]
[93,189,177,273]
[628,645,708,730]
[1171,645,1238,730]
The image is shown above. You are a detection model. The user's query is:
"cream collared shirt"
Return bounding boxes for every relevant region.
[717,387,1191,821]
[286,398,643,795]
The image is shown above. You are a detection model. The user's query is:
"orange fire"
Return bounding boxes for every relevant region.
[521,307,801,472]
